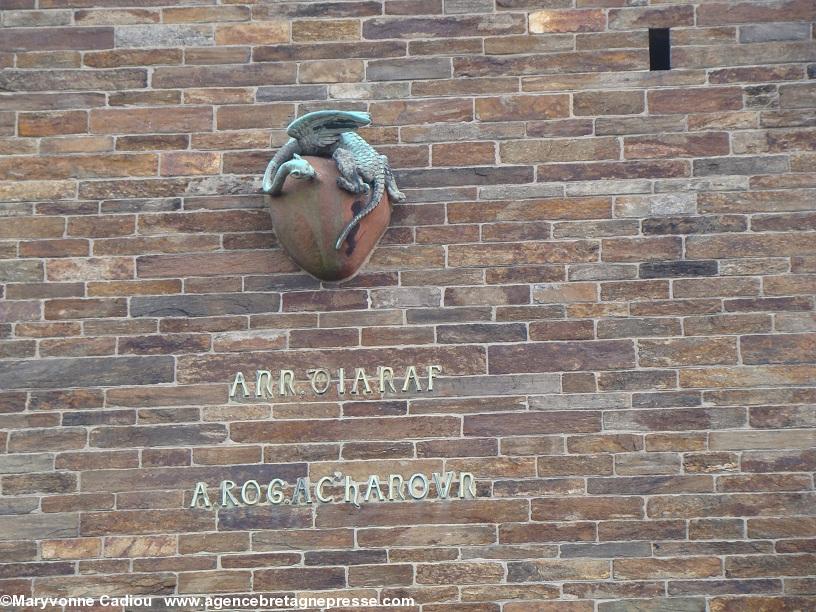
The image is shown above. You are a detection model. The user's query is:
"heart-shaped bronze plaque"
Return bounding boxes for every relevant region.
[265,156,391,282]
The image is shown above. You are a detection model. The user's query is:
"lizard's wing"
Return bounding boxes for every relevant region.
[287,110,371,149]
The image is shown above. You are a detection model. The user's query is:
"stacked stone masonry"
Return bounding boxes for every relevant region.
[0,0,815,610]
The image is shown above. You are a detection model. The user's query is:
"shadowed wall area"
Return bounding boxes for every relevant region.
[0,0,815,609]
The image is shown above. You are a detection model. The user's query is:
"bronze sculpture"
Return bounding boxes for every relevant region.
[261,111,405,281]
[262,110,405,251]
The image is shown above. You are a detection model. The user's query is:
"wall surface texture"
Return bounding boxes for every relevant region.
[1,0,815,610]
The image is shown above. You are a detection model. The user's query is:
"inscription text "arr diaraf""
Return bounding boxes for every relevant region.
[229,365,442,399]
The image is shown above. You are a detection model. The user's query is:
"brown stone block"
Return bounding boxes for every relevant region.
[508,558,610,582]
[568,434,641,454]
[0,180,76,205]
[163,6,249,23]
[87,279,181,297]
[449,241,598,268]
[179,532,249,555]
[598,519,686,542]
[476,95,569,122]
[726,554,816,579]
[116,134,189,152]
[349,564,414,587]
[748,518,816,540]
[429,143,492,168]
[489,340,635,374]
[359,525,494,549]
[18,110,87,137]
[9,427,86,452]
[743,448,816,473]
[740,333,816,365]
[750,404,816,429]
[39,337,116,358]
[83,48,180,69]
[711,597,816,612]
[3,472,76,495]
[221,552,300,568]
[35,573,175,598]
[412,76,517,97]
[689,234,816,259]
[371,99,471,126]
[16,50,80,69]
[293,19,360,42]
[160,152,220,177]
[19,239,89,258]
[216,103,293,130]
[56,450,137,471]
[449,197,610,223]
[0,542,37,564]
[574,90,643,116]
[416,562,503,585]
[90,106,211,134]
[255,566,345,590]
[232,415,459,444]
[343,440,413,459]
[537,455,612,477]
[177,571,251,594]
[532,497,643,521]
[139,209,271,235]
[457,50,647,78]
[700,189,816,214]
[210,328,285,352]
[298,58,365,83]
[465,411,599,437]
[505,603,591,612]
[590,475,712,496]
[253,528,353,551]
[0,153,157,181]
[41,492,115,514]
[89,424,226,448]
[118,333,210,355]
[501,137,619,164]
[215,21,288,45]
[712,429,814,451]
[0,68,146,92]
[625,133,730,159]
[529,9,606,33]
[614,557,721,580]
[638,337,738,367]
[103,535,174,558]
[649,492,816,519]
[698,0,815,25]
[608,5,693,29]
[0,26,112,51]
[80,510,214,536]
[137,251,295,279]
[649,87,743,114]
[539,159,689,182]
[602,236,682,262]
[317,499,527,528]
[485,33,573,56]
[363,14,525,39]
[44,298,126,320]
[717,473,811,493]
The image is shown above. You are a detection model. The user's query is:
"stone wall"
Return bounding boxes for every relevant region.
[0,0,815,609]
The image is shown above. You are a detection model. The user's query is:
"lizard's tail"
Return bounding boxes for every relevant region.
[335,178,385,250]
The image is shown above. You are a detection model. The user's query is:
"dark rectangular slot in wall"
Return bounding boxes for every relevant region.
[649,28,671,71]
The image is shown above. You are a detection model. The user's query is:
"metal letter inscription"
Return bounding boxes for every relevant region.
[261,110,405,281]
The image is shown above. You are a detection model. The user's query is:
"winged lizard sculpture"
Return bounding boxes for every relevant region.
[262,110,406,250]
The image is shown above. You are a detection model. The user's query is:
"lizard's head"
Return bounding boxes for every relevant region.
[288,154,317,180]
